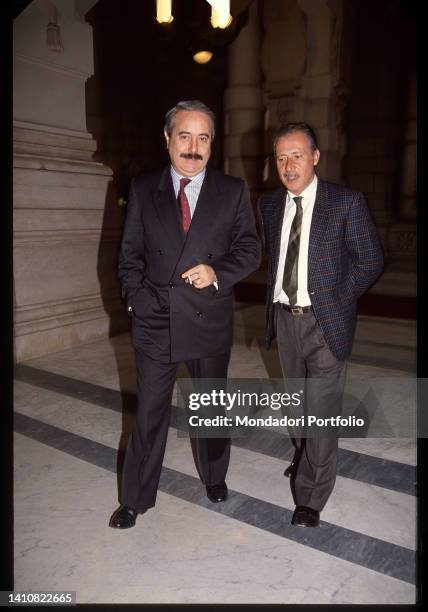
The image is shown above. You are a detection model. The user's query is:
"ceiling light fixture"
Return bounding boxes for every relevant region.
[193,50,214,64]
[156,0,174,24]
[155,1,232,30]
[208,0,232,28]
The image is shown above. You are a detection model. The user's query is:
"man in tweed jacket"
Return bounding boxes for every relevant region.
[258,123,384,527]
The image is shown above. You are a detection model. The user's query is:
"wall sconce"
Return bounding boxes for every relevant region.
[156,0,173,24]
[193,50,214,64]
[46,21,64,53]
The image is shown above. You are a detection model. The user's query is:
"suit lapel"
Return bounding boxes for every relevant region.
[152,166,226,267]
[153,167,186,255]
[308,179,329,275]
[182,167,225,247]
[270,189,286,278]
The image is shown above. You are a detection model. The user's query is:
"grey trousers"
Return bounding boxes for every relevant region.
[275,303,347,512]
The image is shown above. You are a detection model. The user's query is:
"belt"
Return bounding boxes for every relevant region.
[279,303,313,315]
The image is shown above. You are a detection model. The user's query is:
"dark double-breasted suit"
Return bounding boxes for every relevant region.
[259,178,384,511]
[118,165,261,512]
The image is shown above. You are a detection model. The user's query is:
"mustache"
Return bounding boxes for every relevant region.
[180,152,203,160]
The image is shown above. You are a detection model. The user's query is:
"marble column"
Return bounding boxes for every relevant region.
[260,0,307,190]
[387,70,417,263]
[223,1,264,198]
[13,0,127,362]
[295,0,347,184]
[260,0,349,186]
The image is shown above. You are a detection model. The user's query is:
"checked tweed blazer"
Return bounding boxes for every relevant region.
[258,179,384,361]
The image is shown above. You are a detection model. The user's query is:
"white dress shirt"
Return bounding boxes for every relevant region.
[273,174,318,306]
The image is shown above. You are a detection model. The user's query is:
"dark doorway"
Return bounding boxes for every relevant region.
[85,0,246,198]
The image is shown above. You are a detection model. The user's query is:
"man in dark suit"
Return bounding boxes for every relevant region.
[109,100,261,529]
[258,122,383,527]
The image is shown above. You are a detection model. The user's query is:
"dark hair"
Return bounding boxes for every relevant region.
[273,122,318,155]
[164,100,216,140]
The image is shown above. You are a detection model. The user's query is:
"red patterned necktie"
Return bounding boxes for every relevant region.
[178,177,192,232]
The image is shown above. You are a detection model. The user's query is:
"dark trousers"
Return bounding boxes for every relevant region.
[120,347,231,513]
[275,303,346,512]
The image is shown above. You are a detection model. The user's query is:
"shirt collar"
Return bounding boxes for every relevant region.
[287,174,318,204]
[170,165,206,186]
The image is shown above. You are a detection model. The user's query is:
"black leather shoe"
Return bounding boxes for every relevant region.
[206,482,228,503]
[109,505,137,529]
[292,505,320,527]
[283,461,296,478]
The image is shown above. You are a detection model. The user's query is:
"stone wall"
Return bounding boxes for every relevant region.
[259,0,350,189]
[13,0,127,362]
[342,0,416,290]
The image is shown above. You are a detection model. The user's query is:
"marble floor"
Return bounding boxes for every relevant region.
[13,304,417,604]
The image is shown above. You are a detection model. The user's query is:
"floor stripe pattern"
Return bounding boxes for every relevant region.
[14,364,416,586]
[14,365,416,496]
[14,412,415,585]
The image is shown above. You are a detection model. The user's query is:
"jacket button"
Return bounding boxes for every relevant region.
[161,305,169,312]
[169,282,175,288]
[208,253,213,259]
[157,249,163,255]
[196,311,203,317]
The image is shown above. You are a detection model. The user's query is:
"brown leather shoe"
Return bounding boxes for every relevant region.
[291,505,320,527]
[109,505,137,529]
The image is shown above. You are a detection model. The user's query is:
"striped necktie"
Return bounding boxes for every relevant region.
[282,196,303,306]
